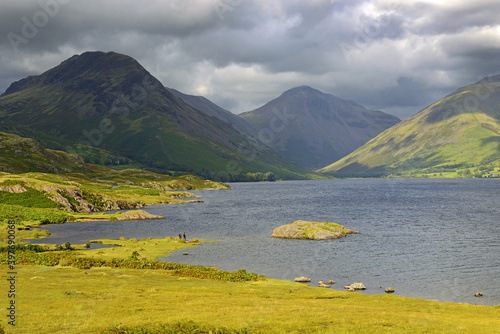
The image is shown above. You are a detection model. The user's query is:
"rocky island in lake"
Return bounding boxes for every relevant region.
[271,220,358,240]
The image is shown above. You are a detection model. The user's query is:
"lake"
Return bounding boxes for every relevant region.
[39,178,500,306]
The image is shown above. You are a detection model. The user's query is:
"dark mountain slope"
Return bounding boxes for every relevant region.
[167,88,256,136]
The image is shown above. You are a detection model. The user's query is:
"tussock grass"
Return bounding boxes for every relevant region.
[99,321,252,334]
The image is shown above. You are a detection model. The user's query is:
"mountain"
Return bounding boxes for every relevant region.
[0,51,311,180]
[167,88,256,136]
[239,86,400,170]
[319,75,500,177]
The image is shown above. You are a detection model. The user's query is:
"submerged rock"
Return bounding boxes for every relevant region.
[271,220,358,240]
[474,292,483,297]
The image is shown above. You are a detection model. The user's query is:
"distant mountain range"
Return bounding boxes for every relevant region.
[5,51,494,180]
[319,75,500,177]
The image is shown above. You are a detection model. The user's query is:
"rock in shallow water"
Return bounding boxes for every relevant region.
[271,220,358,240]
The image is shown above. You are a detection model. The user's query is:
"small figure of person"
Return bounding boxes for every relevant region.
[183,232,187,241]
[179,233,182,239]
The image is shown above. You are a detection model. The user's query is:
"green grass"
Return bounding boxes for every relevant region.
[83,237,205,261]
[1,264,498,333]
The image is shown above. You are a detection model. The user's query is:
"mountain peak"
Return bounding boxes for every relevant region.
[61,51,141,70]
[281,86,323,96]
[2,51,159,99]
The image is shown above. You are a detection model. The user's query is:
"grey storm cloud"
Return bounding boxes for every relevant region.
[1,0,500,119]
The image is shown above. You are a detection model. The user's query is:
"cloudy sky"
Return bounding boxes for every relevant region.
[1,0,500,119]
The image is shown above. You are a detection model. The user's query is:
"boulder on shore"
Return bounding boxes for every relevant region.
[344,283,366,290]
[294,277,311,283]
[318,281,331,288]
[271,220,358,240]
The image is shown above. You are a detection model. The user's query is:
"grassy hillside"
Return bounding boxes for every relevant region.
[320,76,500,177]
[0,131,108,174]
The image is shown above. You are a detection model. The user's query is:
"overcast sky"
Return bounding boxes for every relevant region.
[1,0,499,119]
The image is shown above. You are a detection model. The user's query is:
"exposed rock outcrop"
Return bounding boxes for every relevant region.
[0,185,27,193]
[272,220,358,240]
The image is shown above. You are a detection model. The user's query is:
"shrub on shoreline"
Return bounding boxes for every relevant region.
[0,249,264,282]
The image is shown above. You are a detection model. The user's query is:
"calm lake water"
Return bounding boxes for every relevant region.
[40,178,500,306]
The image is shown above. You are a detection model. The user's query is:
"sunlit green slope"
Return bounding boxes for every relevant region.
[319,75,500,177]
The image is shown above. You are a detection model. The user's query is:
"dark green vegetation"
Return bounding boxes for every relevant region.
[0,245,261,282]
[0,51,314,181]
[239,86,400,170]
[320,75,500,177]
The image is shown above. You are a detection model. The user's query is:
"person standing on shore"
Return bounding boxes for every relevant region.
[183,232,186,241]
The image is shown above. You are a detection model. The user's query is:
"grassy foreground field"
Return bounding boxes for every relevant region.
[1,238,499,333]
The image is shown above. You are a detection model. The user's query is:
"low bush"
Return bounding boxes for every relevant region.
[0,250,264,282]
[0,243,49,253]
